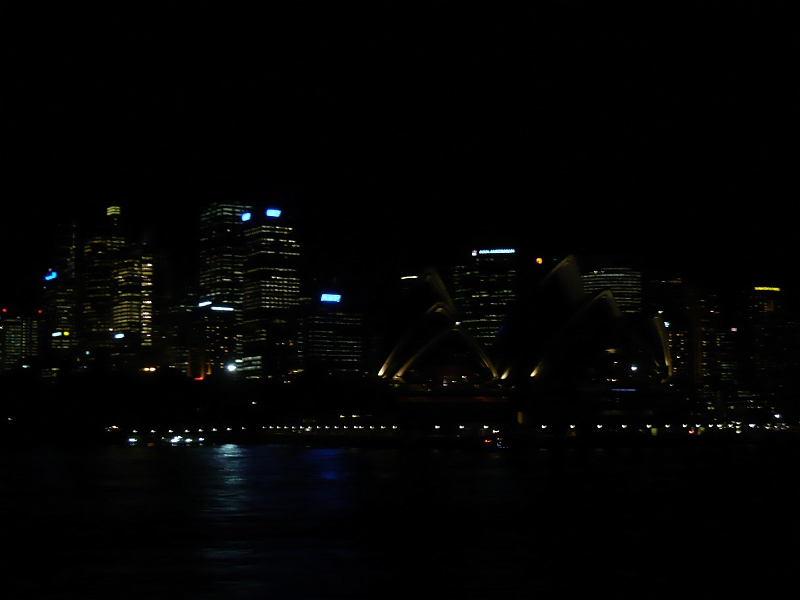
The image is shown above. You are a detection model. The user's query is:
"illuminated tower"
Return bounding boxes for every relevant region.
[198,202,252,312]
[41,220,78,354]
[0,310,38,371]
[581,258,642,314]
[81,206,125,349]
[111,245,154,347]
[240,207,301,378]
[451,248,518,348]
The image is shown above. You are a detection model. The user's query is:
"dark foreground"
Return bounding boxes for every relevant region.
[2,439,798,600]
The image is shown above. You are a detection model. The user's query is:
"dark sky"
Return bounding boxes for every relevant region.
[1,2,798,307]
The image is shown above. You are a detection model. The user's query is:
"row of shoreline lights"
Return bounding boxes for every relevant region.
[125,424,790,445]
[125,419,784,436]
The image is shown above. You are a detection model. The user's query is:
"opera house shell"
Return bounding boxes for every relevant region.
[375,257,673,419]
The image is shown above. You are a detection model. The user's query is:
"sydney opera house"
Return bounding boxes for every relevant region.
[374,256,675,425]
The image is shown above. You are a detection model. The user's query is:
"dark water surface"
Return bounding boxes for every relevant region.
[2,442,798,599]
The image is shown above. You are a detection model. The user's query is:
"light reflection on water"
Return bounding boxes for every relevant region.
[2,442,797,599]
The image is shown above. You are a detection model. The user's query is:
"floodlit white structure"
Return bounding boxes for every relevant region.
[377,257,672,395]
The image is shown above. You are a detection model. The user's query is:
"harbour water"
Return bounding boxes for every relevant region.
[2,440,797,599]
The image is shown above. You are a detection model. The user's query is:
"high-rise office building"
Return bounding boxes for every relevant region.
[196,202,252,371]
[162,294,197,376]
[240,207,301,378]
[187,302,238,378]
[81,207,125,349]
[112,245,154,347]
[581,259,642,314]
[451,248,518,348]
[738,286,796,395]
[0,311,38,371]
[297,292,363,378]
[41,221,78,354]
[198,202,252,311]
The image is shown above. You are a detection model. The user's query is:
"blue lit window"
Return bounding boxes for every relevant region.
[241,212,252,222]
[320,294,341,303]
[266,208,282,218]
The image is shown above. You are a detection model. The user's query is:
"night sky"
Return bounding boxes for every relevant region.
[1,2,798,308]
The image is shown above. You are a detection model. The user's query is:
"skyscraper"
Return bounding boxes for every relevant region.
[451,248,518,348]
[187,302,238,378]
[196,202,252,371]
[41,221,78,355]
[198,202,252,312]
[0,311,38,371]
[581,258,642,314]
[112,245,154,347]
[297,292,363,378]
[240,207,301,378]
[81,207,125,350]
[738,286,796,396]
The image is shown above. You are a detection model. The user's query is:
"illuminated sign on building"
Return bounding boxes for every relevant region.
[266,208,282,218]
[211,306,234,311]
[754,287,780,292]
[320,294,341,303]
[475,249,515,255]
[44,270,58,281]
[241,212,252,222]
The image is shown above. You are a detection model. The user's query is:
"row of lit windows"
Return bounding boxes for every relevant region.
[244,267,298,273]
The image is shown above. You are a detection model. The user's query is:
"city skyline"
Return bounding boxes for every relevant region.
[3,200,794,397]
[0,199,796,314]
[2,2,798,308]
[2,7,797,596]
